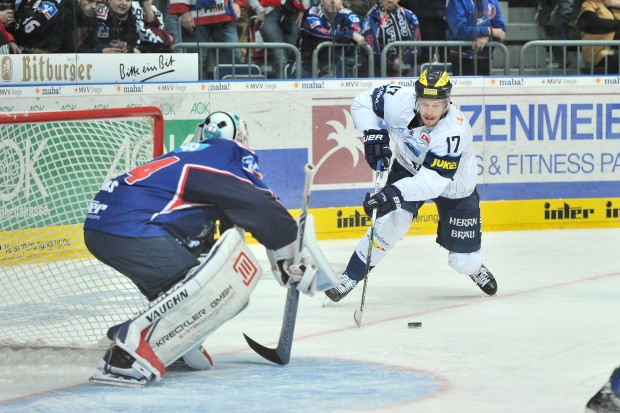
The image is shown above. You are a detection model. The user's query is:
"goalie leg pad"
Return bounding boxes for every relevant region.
[104,228,261,382]
[181,344,214,370]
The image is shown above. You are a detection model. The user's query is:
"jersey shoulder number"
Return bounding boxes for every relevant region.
[125,156,180,185]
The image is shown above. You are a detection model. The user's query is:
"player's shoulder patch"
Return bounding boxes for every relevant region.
[38,1,59,19]
[423,152,461,179]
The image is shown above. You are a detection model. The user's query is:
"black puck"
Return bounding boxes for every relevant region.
[408,322,422,328]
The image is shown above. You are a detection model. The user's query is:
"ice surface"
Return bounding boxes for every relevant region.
[1,229,619,413]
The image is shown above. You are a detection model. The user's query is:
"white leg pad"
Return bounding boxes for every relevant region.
[114,228,262,381]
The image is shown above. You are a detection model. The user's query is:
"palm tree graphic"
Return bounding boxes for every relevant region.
[314,109,364,173]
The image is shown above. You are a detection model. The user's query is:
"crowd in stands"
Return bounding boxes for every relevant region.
[0,0,618,78]
[0,0,173,53]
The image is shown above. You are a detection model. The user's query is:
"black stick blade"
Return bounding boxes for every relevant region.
[243,285,298,365]
[243,333,288,365]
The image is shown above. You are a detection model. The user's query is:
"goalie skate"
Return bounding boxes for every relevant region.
[89,345,151,387]
[89,372,149,388]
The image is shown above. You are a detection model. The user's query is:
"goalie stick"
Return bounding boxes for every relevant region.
[353,160,383,327]
[243,164,315,365]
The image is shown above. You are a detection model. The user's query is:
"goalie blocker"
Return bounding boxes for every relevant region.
[91,216,337,386]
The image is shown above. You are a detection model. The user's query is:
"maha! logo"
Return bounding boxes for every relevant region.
[311,106,372,185]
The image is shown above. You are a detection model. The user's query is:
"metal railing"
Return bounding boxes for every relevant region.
[310,42,375,78]
[519,40,620,75]
[172,42,302,79]
[381,40,510,77]
[170,39,620,80]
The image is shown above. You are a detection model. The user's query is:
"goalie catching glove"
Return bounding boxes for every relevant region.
[363,184,404,218]
[266,214,339,296]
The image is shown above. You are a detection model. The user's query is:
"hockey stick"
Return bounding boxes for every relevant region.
[243,164,315,365]
[353,160,383,327]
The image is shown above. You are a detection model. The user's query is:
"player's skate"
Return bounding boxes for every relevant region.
[586,386,620,412]
[89,344,153,387]
[324,272,358,303]
[469,264,497,296]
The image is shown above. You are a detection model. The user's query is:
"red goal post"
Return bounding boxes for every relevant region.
[0,107,165,348]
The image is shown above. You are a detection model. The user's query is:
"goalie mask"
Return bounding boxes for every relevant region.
[195,111,249,145]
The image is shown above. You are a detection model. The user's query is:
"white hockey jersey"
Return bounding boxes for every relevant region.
[351,84,477,201]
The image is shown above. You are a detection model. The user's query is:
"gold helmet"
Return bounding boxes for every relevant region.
[414,69,452,100]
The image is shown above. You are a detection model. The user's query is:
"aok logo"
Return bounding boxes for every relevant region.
[0,138,48,201]
[234,252,258,286]
[311,105,372,185]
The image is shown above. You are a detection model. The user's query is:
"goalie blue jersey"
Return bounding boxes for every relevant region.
[84,138,297,250]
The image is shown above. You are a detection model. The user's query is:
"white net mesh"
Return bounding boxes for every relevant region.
[0,111,161,348]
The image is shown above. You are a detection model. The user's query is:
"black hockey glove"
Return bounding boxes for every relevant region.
[363,185,403,218]
[362,129,391,171]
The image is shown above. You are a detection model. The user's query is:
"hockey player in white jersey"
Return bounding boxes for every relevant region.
[325,69,498,302]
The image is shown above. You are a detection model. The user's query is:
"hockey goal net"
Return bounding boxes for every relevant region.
[0,108,164,349]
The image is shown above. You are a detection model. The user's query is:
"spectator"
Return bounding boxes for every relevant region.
[361,0,420,77]
[248,0,306,77]
[296,0,365,78]
[97,0,142,53]
[576,0,620,73]
[0,21,19,54]
[400,0,446,63]
[0,0,14,28]
[444,0,506,75]
[0,0,20,54]
[235,0,250,62]
[170,0,241,78]
[343,0,372,20]
[551,0,576,67]
[51,0,124,53]
[163,0,181,44]
[535,0,555,39]
[97,0,173,53]
[133,0,174,52]
[10,0,62,53]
